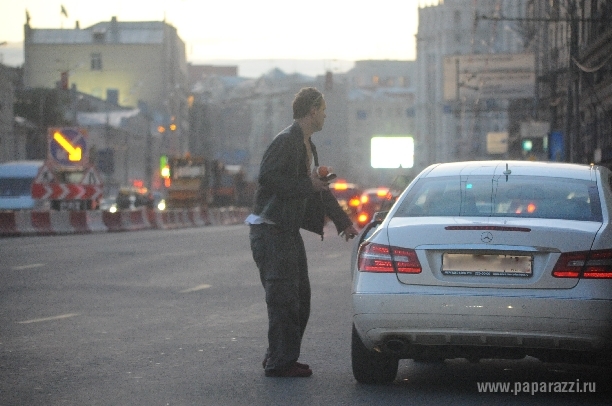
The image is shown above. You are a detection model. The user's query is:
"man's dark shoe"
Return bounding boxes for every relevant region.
[262,358,309,370]
[265,364,313,377]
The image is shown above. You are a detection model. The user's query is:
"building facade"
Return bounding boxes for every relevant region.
[415,0,528,168]
[0,64,20,162]
[527,0,612,165]
[188,61,417,189]
[23,16,189,157]
[344,61,417,186]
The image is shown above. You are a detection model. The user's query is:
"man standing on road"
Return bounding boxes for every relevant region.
[246,87,358,378]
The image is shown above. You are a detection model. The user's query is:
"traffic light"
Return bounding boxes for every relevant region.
[521,137,546,155]
[160,155,170,178]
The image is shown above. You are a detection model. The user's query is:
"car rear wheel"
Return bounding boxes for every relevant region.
[351,324,399,384]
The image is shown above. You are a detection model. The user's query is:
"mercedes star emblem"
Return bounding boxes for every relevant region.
[481,231,493,243]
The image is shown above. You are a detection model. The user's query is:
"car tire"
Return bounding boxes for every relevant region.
[351,324,399,384]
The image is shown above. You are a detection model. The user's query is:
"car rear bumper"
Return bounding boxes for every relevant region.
[353,292,612,361]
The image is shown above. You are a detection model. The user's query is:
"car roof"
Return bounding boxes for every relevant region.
[362,187,389,194]
[0,160,44,178]
[330,180,360,190]
[423,160,598,181]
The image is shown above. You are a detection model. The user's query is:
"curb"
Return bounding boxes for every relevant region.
[0,206,249,237]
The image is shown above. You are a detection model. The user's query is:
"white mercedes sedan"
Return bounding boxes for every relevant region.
[351,161,612,384]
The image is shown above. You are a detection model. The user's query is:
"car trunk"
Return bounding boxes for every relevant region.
[387,216,602,289]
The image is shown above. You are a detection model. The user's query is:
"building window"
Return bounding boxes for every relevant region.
[91,53,102,71]
[93,31,106,43]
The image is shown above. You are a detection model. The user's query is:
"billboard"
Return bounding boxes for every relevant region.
[443,53,535,100]
[371,136,414,169]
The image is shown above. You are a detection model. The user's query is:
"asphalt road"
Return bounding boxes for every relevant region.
[1,223,610,405]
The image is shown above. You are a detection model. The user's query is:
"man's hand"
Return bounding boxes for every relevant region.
[340,225,359,241]
[311,168,329,192]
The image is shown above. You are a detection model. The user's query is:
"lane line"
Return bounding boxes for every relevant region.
[17,313,80,324]
[180,284,211,293]
[11,263,45,270]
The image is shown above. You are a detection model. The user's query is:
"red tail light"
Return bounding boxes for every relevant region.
[358,242,421,274]
[552,249,612,279]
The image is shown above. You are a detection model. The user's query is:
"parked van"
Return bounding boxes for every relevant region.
[0,160,47,210]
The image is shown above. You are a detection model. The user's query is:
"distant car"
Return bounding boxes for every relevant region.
[351,160,612,384]
[329,179,362,221]
[115,187,154,210]
[0,160,49,211]
[99,196,118,213]
[355,188,390,228]
[152,191,166,211]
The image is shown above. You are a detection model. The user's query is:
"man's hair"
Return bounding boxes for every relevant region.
[293,87,323,119]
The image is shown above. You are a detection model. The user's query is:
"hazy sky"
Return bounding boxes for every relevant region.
[0,0,430,63]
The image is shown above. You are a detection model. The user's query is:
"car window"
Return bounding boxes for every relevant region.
[394,175,602,222]
[0,178,33,197]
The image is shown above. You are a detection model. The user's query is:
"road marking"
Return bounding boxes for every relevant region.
[180,284,211,293]
[11,263,45,270]
[17,313,80,324]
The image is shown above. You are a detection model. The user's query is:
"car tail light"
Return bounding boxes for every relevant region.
[552,249,612,279]
[349,197,360,207]
[357,212,370,225]
[358,242,421,274]
[361,195,369,204]
[333,181,348,190]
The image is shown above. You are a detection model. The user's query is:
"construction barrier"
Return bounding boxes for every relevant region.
[0,206,249,237]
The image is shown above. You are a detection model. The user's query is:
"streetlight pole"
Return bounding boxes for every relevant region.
[565,0,579,163]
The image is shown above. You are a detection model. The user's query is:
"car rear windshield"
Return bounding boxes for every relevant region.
[394,175,602,222]
[0,178,33,197]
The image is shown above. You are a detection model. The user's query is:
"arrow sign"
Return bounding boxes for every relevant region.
[48,127,88,167]
[53,131,82,161]
[32,183,103,200]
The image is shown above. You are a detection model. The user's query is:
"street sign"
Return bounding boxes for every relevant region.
[443,53,535,101]
[81,166,103,185]
[34,164,55,183]
[48,127,89,167]
[31,183,103,200]
[486,132,509,154]
[31,162,104,202]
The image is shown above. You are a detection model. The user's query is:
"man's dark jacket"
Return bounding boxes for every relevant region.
[252,122,352,237]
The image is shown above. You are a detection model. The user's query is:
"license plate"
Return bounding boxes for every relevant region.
[442,253,532,277]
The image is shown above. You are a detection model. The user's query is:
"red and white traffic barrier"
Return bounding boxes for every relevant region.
[120,207,150,231]
[187,207,206,227]
[0,206,250,237]
[48,210,75,234]
[84,210,108,233]
[102,211,123,232]
[32,182,103,201]
[0,211,19,237]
